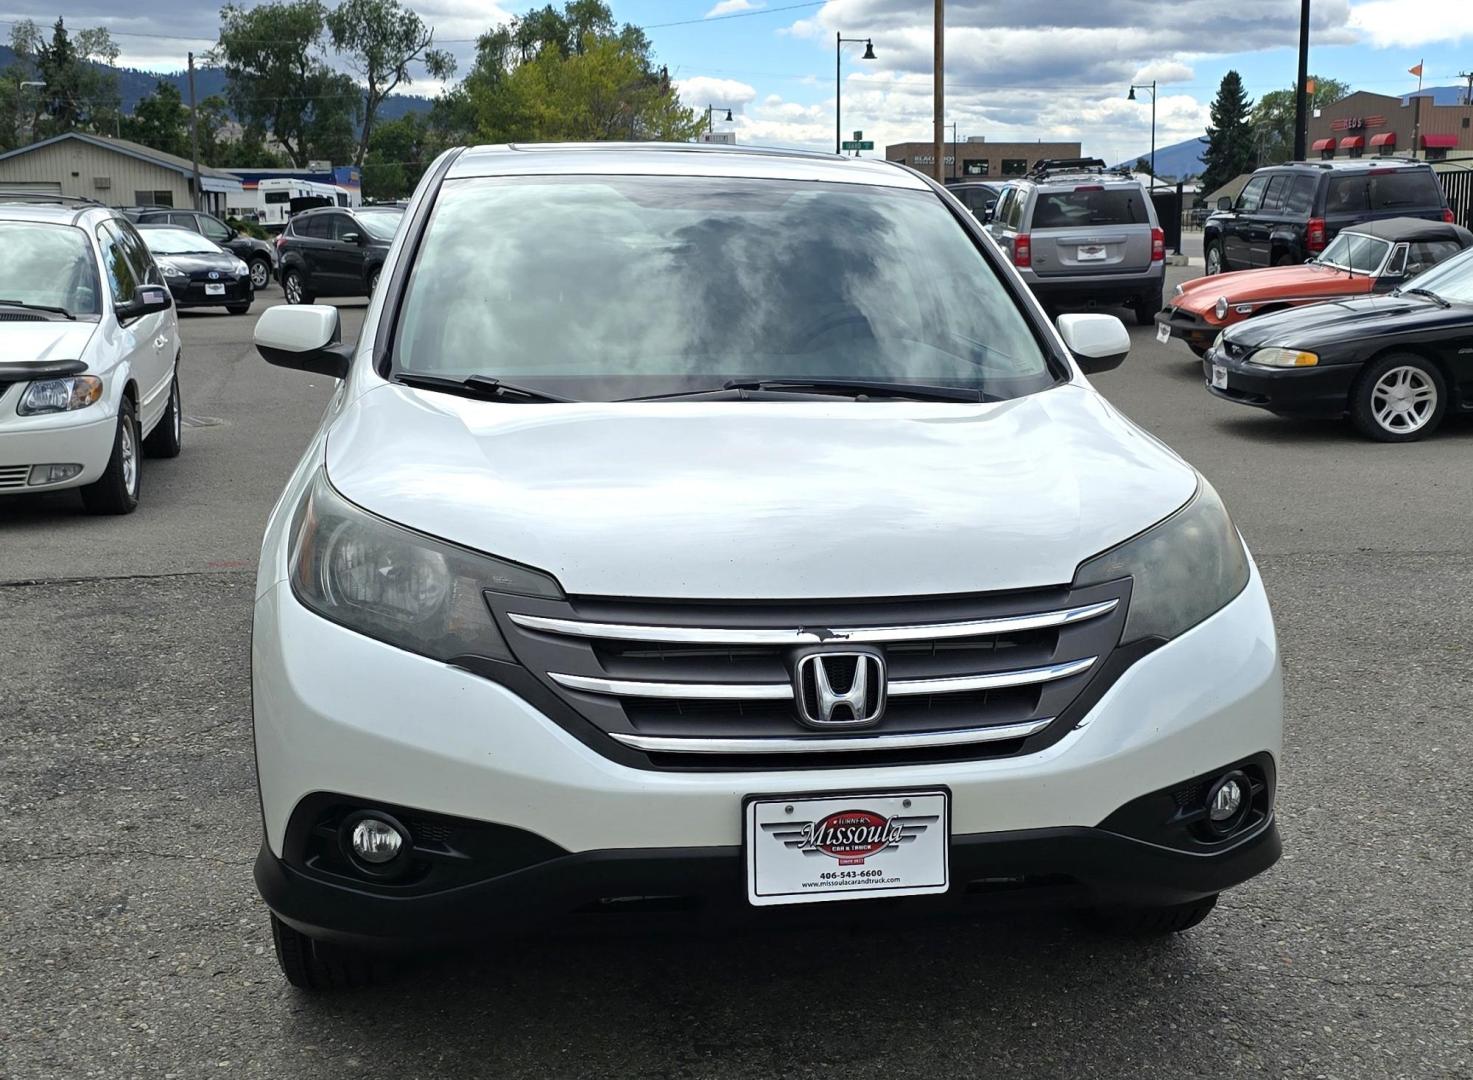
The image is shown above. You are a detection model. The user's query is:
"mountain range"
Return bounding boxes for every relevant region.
[0,45,436,125]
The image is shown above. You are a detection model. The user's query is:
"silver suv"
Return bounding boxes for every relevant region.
[987,159,1165,326]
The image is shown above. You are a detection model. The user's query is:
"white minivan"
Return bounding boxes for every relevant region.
[0,197,181,514]
[250,144,1282,989]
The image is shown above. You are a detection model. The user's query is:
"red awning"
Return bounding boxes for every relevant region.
[1369,133,1396,147]
[1422,134,1458,149]
[1311,138,1335,151]
[1339,135,1365,150]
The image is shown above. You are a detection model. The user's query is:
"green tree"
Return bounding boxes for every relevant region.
[212,1,360,167]
[1134,156,1152,176]
[362,112,437,199]
[448,1,700,145]
[3,18,121,139]
[1250,77,1351,165]
[1199,70,1256,196]
[125,80,189,157]
[326,0,454,166]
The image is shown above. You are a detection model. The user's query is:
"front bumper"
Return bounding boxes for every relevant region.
[167,277,253,308]
[0,400,116,494]
[1203,349,1357,417]
[1156,307,1223,354]
[252,560,1282,938]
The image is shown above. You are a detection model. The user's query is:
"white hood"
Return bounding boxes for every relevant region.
[1,321,99,365]
[324,383,1196,599]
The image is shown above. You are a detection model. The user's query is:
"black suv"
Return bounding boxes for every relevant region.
[277,206,404,304]
[1204,160,1452,275]
[131,208,277,292]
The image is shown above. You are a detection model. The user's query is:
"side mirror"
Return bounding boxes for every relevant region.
[1217,196,1233,211]
[117,284,172,321]
[1056,313,1130,374]
[982,205,996,223]
[254,304,352,378]
[341,231,362,245]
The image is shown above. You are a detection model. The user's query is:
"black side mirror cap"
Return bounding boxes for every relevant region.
[1217,196,1233,211]
[117,284,172,321]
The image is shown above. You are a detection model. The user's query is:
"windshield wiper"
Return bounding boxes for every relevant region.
[394,372,574,403]
[721,378,992,402]
[1398,287,1450,308]
[0,298,74,320]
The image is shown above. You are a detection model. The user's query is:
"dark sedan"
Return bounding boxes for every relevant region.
[1204,246,1473,441]
[138,225,255,315]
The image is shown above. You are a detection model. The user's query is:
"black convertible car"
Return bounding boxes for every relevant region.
[1205,245,1473,441]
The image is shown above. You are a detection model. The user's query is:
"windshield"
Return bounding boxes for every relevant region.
[1316,231,1391,273]
[1401,245,1473,302]
[0,222,102,315]
[141,227,223,255]
[357,209,403,240]
[394,176,1057,401]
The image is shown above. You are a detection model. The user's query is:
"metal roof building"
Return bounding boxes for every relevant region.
[0,131,243,214]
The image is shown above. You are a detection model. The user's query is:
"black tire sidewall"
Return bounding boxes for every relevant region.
[1351,354,1447,442]
[82,398,140,513]
[143,374,183,459]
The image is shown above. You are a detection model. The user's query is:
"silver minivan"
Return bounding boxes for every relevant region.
[988,160,1166,326]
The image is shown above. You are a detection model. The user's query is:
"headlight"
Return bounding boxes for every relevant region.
[233,259,250,276]
[1248,347,1318,368]
[18,376,103,415]
[1211,331,1225,353]
[1073,477,1249,643]
[289,470,562,663]
[1214,296,1229,320]
[161,264,187,279]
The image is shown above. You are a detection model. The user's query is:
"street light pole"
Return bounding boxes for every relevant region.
[834,34,876,154]
[1128,80,1157,181]
[16,80,45,145]
[703,104,733,139]
[933,0,944,184]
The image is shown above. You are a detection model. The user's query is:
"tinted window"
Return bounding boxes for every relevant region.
[0,222,102,315]
[264,191,290,204]
[300,214,331,239]
[200,216,233,242]
[991,188,1013,227]
[395,176,1057,402]
[1006,189,1026,229]
[97,222,139,302]
[356,209,403,240]
[1283,175,1318,215]
[1327,169,1445,214]
[325,214,354,240]
[112,221,161,285]
[1030,187,1148,228]
[1261,175,1290,212]
[1237,176,1269,212]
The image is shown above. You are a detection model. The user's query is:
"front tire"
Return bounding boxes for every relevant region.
[1350,353,1446,442]
[249,257,271,290]
[283,268,313,305]
[270,914,385,991]
[1084,894,1218,936]
[81,397,141,515]
[226,302,251,316]
[1205,243,1225,276]
[142,374,182,459]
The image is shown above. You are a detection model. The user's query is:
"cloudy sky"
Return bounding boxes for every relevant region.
[3,0,1470,162]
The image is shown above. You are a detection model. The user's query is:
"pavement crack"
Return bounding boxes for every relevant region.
[2,849,252,867]
[0,569,254,589]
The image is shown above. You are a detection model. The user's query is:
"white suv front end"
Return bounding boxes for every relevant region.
[249,145,1281,989]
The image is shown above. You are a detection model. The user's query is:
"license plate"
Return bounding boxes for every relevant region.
[204,283,225,296]
[1156,322,1172,344]
[1212,364,1229,389]
[1077,244,1107,261]
[744,790,949,906]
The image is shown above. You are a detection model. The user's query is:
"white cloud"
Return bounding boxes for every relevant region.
[676,76,759,111]
[1348,0,1473,47]
[706,0,764,17]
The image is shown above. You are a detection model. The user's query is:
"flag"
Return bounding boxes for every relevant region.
[1409,63,1423,77]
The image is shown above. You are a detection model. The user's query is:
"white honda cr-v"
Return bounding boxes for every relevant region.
[251,144,1281,990]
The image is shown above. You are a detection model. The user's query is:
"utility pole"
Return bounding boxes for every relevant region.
[933,0,944,184]
[1292,0,1310,161]
[187,52,202,211]
[1461,71,1473,106]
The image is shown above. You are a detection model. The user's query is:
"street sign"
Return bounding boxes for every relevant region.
[841,140,874,150]
[853,130,863,141]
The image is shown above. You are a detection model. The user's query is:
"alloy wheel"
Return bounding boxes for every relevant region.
[251,260,270,289]
[1371,365,1437,435]
[121,414,138,495]
[285,273,301,303]
[171,381,182,443]
[1206,247,1222,275]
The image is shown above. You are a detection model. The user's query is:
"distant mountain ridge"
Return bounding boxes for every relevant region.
[1113,136,1207,180]
[0,44,435,126]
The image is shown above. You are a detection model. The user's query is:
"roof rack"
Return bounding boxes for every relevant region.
[1027,157,1128,179]
[0,191,102,206]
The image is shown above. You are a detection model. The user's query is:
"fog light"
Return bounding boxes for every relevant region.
[1209,778,1244,822]
[350,817,404,864]
[29,463,83,486]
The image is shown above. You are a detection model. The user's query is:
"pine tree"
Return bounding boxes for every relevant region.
[1199,71,1256,196]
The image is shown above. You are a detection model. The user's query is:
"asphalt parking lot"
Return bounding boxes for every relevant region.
[3,267,1472,1079]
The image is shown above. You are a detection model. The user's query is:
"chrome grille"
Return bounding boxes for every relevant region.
[0,464,31,489]
[489,583,1129,766]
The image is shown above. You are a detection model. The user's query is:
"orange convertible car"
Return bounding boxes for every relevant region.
[1156,216,1473,356]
